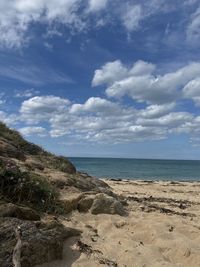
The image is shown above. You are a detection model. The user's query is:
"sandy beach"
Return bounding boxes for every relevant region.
[36,179,200,267]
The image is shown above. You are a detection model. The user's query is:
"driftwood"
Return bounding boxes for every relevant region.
[12,226,22,267]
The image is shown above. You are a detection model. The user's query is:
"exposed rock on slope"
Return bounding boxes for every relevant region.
[0,122,123,267]
[0,122,111,264]
[0,217,80,267]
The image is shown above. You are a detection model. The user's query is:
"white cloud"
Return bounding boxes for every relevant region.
[129,60,156,76]
[0,111,19,125]
[92,60,155,87]
[20,95,70,123]
[0,0,196,48]
[139,103,176,119]
[14,94,197,144]
[122,4,142,32]
[19,126,47,137]
[0,0,82,48]
[14,89,40,98]
[88,0,108,12]
[92,60,128,86]
[137,112,193,128]
[93,60,200,104]
[186,6,200,45]
[183,78,200,106]
[70,97,120,114]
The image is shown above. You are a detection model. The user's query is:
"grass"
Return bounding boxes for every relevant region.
[0,122,46,156]
[0,121,76,173]
[0,158,61,213]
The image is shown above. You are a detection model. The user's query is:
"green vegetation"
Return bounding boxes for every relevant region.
[0,158,60,213]
[0,121,77,213]
[0,122,45,156]
[0,121,76,173]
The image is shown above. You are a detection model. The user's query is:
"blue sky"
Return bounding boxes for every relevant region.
[1,0,200,159]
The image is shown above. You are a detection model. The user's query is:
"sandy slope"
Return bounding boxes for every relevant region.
[36,180,200,267]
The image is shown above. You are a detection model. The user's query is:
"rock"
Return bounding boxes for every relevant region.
[73,172,110,192]
[61,193,83,213]
[77,196,95,212]
[0,203,40,221]
[0,217,80,267]
[90,193,126,216]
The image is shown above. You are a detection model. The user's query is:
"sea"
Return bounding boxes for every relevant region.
[69,157,200,181]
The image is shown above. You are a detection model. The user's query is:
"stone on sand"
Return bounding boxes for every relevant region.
[90,193,125,216]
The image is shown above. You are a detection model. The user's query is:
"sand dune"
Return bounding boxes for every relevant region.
[36,180,200,267]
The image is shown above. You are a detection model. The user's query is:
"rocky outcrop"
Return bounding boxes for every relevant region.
[0,203,40,221]
[61,193,83,213]
[90,193,126,216]
[0,217,81,267]
[77,195,95,212]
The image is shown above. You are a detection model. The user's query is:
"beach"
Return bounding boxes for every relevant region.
[36,179,200,267]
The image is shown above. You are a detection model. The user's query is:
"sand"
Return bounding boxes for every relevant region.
[36,179,200,267]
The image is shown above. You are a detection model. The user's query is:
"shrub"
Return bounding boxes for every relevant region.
[0,159,59,213]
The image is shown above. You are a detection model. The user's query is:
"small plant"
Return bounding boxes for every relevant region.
[0,159,60,213]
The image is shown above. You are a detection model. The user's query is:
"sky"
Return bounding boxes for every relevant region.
[1,0,200,159]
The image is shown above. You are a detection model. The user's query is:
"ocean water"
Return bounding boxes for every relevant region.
[69,157,200,181]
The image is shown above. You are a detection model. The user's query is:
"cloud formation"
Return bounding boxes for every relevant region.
[93,60,200,104]
[0,91,198,145]
[186,6,200,45]
[1,58,200,146]
[0,0,199,49]
[0,63,73,86]
[88,0,108,12]
[19,126,47,137]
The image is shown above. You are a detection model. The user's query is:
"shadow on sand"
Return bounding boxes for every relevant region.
[35,237,81,267]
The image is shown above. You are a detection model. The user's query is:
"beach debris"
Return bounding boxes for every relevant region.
[99,258,118,266]
[179,203,187,209]
[74,240,118,266]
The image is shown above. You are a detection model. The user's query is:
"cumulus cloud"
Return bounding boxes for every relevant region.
[3,94,194,144]
[92,60,155,87]
[139,103,176,119]
[93,60,200,104]
[183,78,200,106]
[19,126,47,137]
[20,95,70,123]
[92,60,128,86]
[70,97,121,114]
